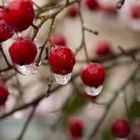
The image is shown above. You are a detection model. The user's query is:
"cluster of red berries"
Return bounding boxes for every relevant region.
[0,0,35,42]
[111,118,130,138]
[67,117,130,139]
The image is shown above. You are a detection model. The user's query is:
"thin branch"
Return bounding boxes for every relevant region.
[17,106,37,140]
[78,2,90,63]
[0,44,11,67]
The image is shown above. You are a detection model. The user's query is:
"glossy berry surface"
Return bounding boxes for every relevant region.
[0,18,14,42]
[9,38,37,65]
[51,34,66,46]
[84,0,99,10]
[81,63,105,87]
[68,5,79,18]
[130,5,140,19]
[49,47,75,75]
[111,118,130,138]
[2,0,35,32]
[0,82,9,105]
[67,117,84,139]
[95,41,112,56]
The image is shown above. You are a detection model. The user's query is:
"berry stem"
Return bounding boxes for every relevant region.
[78,2,90,64]
[36,17,55,65]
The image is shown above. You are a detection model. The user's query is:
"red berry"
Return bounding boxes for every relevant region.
[111,118,130,138]
[0,18,14,42]
[81,63,105,87]
[68,5,79,18]
[95,41,112,56]
[0,82,9,105]
[9,38,37,65]
[51,34,66,46]
[67,117,84,139]
[130,4,140,19]
[2,0,35,32]
[84,0,99,10]
[49,46,75,75]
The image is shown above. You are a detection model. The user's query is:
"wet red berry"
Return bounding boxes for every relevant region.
[51,34,66,46]
[0,10,14,42]
[67,117,84,139]
[0,82,9,105]
[9,38,37,65]
[130,4,140,19]
[95,41,112,56]
[84,0,99,10]
[81,63,105,87]
[2,0,35,32]
[111,118,130,138]
[0,18,14,42]
[68,5,79,18]
[48,46,75,75]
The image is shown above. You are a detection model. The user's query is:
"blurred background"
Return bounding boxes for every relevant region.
[1,0,140,140]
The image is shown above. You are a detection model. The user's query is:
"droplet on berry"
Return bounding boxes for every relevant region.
[81,63,105,96]
[2,0,35,32]
[14,63,37,75]
[111,118,130,138]
[0,82,9,106]
[85,85,103,96]
[49,46,75,85]
[67,117,84,139]
[9,38,38,75]
[54,73,72,85]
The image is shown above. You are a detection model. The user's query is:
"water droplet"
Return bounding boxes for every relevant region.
[84,85,103,96]
[13,111,23,119]
[54,73,71,85]
[14,62,37,75]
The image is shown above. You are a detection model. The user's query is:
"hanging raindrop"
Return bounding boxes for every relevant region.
[54,73,72,85]
[84,85,103,96]
[14,62,37,75]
